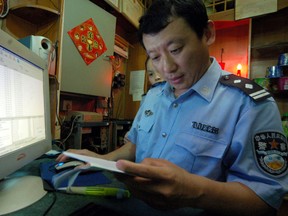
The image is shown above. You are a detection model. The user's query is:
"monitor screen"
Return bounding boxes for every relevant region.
[0,29,51,214]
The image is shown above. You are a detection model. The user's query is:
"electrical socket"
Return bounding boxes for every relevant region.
[62,100,72,111]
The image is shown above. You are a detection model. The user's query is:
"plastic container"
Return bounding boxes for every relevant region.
[266,65,283,78]
[282,113,288,137]
[278,53,288,66]
[278,77,288,91]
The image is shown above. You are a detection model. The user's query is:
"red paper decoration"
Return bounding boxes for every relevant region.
[68,18,107,65]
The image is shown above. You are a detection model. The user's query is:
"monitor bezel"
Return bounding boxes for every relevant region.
[0,29,52,180]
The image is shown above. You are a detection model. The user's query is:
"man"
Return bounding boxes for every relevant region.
[58,0,288,215]
[141,56,166,103]
[146,56,165,88]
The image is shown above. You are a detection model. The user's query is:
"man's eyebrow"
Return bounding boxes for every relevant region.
[147,39,184,52]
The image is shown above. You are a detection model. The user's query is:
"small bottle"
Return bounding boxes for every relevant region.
[281,113,288,137]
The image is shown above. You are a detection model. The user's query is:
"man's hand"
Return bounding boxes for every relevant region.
[115,158,198,210]
[115,158,275,216]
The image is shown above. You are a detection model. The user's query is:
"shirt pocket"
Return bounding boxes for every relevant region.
[171,132,227,174]
[137,115,155,133]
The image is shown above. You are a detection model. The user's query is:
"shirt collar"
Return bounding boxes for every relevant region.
[192,57,223,102]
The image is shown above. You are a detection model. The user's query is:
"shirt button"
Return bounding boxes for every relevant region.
[224,75,230,80]
[162,132,167,137]
[173,103,178,108]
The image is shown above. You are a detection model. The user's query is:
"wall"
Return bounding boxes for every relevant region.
[59,0,116,98]
[209,19,250,78]
[124,42,147,120]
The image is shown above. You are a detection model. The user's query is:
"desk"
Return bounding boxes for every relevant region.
[64,121,111,152]
[6,157,204,216]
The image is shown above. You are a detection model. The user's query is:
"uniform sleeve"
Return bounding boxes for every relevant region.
[225,99,288,209]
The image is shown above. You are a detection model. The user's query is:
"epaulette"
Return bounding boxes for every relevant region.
[220,74,271,102]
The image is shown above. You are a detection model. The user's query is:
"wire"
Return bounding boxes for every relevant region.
[115,89,124,119]
[49,75,62,126]
[42,191,57,216]
[58,115,81,150]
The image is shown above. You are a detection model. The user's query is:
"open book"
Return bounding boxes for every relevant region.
[63,151,125,174]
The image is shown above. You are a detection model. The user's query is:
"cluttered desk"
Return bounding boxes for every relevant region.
[2,152,204,216]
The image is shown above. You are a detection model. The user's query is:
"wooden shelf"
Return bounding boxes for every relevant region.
[254,77,288,98]
[251,42,288,60]
[205,0,235,12]
[209,8,235,21]
[90,0,139,43]
[9,5,60,26]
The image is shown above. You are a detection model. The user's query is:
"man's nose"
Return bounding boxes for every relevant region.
[155,74,161,80]
[162,55,176,74]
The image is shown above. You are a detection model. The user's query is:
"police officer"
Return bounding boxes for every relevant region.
[57,0,288,215]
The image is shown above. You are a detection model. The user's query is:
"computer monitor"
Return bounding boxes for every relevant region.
[0,29,52,214]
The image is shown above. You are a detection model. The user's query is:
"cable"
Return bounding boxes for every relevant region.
[115,89,124,119]
[42,191,57,216]
[58,115,81,150]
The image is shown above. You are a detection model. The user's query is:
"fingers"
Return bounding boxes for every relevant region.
[55,153,68,162]
[55,149,96,162]
[116,159,169,180]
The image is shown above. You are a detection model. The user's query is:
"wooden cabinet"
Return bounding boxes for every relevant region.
[205,0,235,16]
[206,0,288,21]
[1,0,61,42]
[236,0,288,20]
[235,0,277,20]
[250,6,288,115]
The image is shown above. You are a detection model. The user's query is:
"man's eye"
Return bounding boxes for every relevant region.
[151,56,159,61]
[171,47,182,54]
[171,49,178,54]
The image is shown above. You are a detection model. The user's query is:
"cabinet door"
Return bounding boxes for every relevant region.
[60,0,116,97]
[235,0,277,20]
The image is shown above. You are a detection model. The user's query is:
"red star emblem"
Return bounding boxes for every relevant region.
[269,139,279,149]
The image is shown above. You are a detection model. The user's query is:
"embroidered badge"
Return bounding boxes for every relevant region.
[253,131,288,177]
[144,110,153,117]
[191,121,219,134]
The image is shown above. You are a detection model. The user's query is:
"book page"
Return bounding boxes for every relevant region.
[63,151,125,174]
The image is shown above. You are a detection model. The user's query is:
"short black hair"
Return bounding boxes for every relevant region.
[138,0,208,47]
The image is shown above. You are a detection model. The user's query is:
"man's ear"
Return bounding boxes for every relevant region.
[204,20,216,45]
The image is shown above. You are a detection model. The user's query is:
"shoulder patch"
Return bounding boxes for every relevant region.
[253,131,288,177]
[220,74,271,102]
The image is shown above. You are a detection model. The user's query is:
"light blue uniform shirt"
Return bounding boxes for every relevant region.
[127,58,288,209]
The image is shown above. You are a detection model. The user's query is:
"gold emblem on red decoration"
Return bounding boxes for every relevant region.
[0,0,9,18]
[68,18,107,65]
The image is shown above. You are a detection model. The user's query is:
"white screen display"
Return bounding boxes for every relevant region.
[0,46,46,156]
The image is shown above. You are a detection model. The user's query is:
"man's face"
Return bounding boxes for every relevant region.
[143,18,214,97]
[146,59,164,85]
